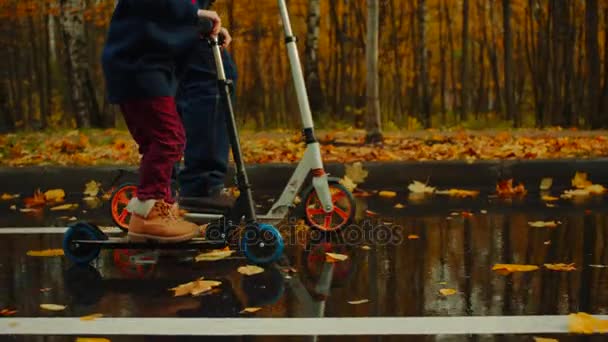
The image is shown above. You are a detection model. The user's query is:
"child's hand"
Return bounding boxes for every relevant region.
[197,9,221,35]
[219,28,232,48]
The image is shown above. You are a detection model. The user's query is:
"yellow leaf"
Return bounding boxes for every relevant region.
[586,184,606,194]
[84,180,101,197]
[75,338,111,342]
[572,172,592,189]
[492,264,539,275]
[194,249,234,262]
[40,304,66,311]
[348,299,369,305]
[408,180,435,194]
[436,189,480,198]
[27,249,64,257]
[408,234,420,240]
[360,245,371,250]
[44,189,65,202]
[544,263,576,271]
[378,190,397,198]
[345,162,369,184]
[394,203,405,208]
[240,307,262,314]
[528,221,559,228]
[80,313,103,321]
[542,195,559,202]
[170,278,221,297]
[569,312,608,334]
[439,288,457,296]
[50,203,79,211]
[237,265,265,276]
[339,175,357,192]
[533,337,558,342]
[325,252,349,263]
[540,178,553,191]
[1,193,19,200]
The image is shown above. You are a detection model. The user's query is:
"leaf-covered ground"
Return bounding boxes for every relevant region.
[1,128,608,166]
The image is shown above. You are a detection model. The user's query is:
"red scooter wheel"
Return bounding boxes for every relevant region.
[303,180,355,232]
[110,183,137,232]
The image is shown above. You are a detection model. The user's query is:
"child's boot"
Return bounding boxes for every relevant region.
[126,198,200,243]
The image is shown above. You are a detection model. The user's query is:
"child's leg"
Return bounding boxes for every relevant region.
[121,97,185,203]
[119,96,199,242]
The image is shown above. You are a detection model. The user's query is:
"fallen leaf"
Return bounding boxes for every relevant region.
[325,252,349,263]
[439,288,457,296]
[569,312,608,334]
[50,203,79,211]
[461,211,474,218]
[528,221,559,228]
[0,308,17,316]
[436,189,480,198]
[492,264,539,275]
[496,179,527,197]
[542,195,559,202]
[586,184,607,194]
[408,180,435,194]
[480,210,488,214]
[24,189,45,207]
[533,337,558,342]
[240,307,262,314]
[44,189,65,203]
[40,304,66,311]
[360,245,371,250]
[84,196,102,209]
[546,203,556,208]
[540,178,553,191]
[80,313,104,321]
[339,175,357,192]
[75,338,111,342]
[170,278,222,297]
[194,249,234,262]
[84,180,101,197]
[348,299,369,305]
[561,189,590,199]
[378,190,397,198]
[237,265,265,276]
[544,241,552,245]
[27,249,64,257]
[572,172,592,189]
[345,162,369,184]
[393,203,405,208]
[1,193,19,200]
[365,209,379,217]
[544,263,576,271]
[408,234,420,240]
[9,205,16,210]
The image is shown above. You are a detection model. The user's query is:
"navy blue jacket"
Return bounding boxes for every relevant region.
[101,0,200,103]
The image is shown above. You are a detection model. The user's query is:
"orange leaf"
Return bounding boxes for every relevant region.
[24,189,45,207]
[544,263,576,271]
[27,249,64,257]
[492,264,539,275]
[408,234,420,240]
[569,312,608,334]
[325,252,349,263]
[572,172,592,189]
[378,190,397,198]
[496,179,527,197]
[439,288,457,296]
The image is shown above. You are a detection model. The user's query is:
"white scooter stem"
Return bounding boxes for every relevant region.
[277,0,333,213]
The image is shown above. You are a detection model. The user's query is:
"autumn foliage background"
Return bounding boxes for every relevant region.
[1,0,608,133]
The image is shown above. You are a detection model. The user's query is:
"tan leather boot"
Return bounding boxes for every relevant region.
[126,198,201,243]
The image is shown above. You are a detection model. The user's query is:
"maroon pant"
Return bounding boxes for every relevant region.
[120,97,185,203]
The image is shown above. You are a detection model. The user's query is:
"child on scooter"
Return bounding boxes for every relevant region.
[101,0,221,242]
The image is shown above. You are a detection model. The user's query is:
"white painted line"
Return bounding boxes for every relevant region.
[1,316,605,336]
[0,227,122,234]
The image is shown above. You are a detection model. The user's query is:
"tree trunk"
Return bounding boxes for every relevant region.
[460,0,470,121]
[601,8,608,121]
[365,0,382,143]
[59,0,94,128]
[503,0,517,126]
[304,0,325,114]
[417,0,431,128]
[439,0,447,122]
[585,0,601,128]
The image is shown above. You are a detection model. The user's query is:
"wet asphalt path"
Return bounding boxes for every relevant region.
[1,185,608,341]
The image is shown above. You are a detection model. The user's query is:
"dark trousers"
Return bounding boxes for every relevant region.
[120,96,185,203]
[173,46,237,197]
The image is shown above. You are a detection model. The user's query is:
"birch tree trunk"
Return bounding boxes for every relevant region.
[304,0,325,114]
[365,0,383,143]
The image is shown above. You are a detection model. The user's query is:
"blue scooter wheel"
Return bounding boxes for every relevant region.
[240,224,284,264]
[63,222,102,265]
